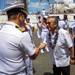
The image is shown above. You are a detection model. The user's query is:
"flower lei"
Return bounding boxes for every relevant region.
[48,28,59,49]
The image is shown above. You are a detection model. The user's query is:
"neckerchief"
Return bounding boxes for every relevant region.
[48,28,59,49]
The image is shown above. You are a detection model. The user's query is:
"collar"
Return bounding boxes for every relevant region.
[6,21,19,27]
[6,21,25,32]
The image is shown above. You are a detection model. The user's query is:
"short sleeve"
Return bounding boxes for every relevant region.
[20,32,35,56]
[63,31,73,48]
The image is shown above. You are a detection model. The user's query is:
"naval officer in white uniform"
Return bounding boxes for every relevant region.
[0,4,41,75]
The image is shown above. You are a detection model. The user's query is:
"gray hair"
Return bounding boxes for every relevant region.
[47,16,58,24]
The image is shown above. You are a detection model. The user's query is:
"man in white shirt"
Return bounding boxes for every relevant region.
[0,4,41,75]
[69,15,75,60]
[38,16,75,75]
[37,16,41,38]
[41,9,46,18]
[25,18,35,75]
[58,15,69,30]
[39,17,49,53]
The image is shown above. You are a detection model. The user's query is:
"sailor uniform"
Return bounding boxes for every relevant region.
[0,21,35,75]
[69,20,75,59]
[58,20,69,30]
[40,23,49,53]
[25,22,34,75]
[37,19,41,38]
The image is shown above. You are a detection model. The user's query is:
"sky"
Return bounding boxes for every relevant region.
[27,0,54,13]
[0,0,74,13]
[24,0,74,13]
[0,0,54,13]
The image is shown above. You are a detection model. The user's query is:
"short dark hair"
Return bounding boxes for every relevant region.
[74,15,75,19]
[63,15,67,20]
[43,17,47,21]
[7,8,27,19]
[38,16,41,19]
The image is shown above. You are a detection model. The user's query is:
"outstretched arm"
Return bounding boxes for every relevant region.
[70,46,75,64]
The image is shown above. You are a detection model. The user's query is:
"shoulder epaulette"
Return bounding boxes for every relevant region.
[15,26,25,32]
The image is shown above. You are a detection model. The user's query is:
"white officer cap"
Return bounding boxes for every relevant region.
[2,4,27,18]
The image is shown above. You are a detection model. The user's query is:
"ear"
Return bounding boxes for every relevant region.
[17,13,22,22]
[17,13,21,18]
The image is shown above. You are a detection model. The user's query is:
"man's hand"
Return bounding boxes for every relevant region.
[70,58,75,65]
[35,47,40,55]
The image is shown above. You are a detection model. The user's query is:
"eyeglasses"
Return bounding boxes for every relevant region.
[46,22,51,25]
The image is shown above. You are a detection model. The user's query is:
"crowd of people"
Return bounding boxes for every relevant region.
[0,3,75,75]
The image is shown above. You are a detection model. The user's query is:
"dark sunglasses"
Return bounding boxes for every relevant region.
[46,22,51,25]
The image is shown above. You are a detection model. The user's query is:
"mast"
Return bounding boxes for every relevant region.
[15,0,28,13]
[23,0,28,13]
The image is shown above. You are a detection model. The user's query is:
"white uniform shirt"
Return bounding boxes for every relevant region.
[0,21,35,74]
[58,20,65,28]
[58,20,69,30]
[26,23,33,38]
[41,10,46,17]
[42,23,48,32]
[43,28,73,67]
[37,19,41,27]
[69,20,75,34]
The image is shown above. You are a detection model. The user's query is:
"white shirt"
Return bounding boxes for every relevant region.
[26,23,33,37]
[42,23,48,32]
[69,20,75,34]
[43,28,73,67]
[0,21,35,74]
[58,20,69,29]
[58,20,65,28]
[41,10,46,17]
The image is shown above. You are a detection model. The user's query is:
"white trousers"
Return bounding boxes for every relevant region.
[25,57,33,75]
[41,31,49,50]
[37,28,41,38]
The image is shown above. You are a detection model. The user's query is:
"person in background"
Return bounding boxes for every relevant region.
[58,15,69,30]
[41,9,46,18]
[69,15,75,60]
[39,17,49,53]
[37,16,41,38]
[25,18,35,75]
[63,15,69,30]
[0,4,41,75]
[57,16,61,21]
[25,18,35,47]
[38,16,75,75]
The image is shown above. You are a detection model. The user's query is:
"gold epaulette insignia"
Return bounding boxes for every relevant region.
[15,26,25,32]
